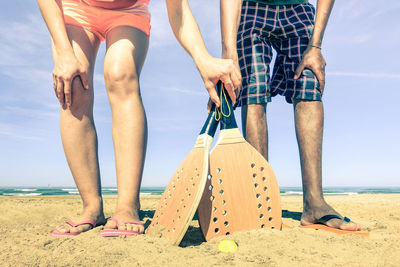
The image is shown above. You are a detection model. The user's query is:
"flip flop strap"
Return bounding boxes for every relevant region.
[66,219,96,228]
[317,215,351,223]
[107,217,143,226]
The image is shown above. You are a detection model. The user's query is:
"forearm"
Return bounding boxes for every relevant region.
[37,0,74,57]
[310,0,335,47]
[166,0,211,67]
[220,0,242,58]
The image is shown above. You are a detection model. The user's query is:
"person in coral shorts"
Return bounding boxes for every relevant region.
[38,0,151,237]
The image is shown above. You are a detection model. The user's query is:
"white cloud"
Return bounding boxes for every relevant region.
[327,71,400,79]
[0,67,50,84]
[2,106,58,119]
[148,116,202,132]
[147,0,221,49]
[0,14,50,66]
[0,122,44,141]
[163,86,203,96]
[148,1,176,48]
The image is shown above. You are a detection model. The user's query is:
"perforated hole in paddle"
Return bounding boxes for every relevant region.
[250,162,277,229]
[149,158,205,238]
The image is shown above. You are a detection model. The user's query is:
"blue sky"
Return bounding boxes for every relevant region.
[0,0,399,187]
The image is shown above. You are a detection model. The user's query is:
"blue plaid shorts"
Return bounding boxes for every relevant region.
[235,1,321,107]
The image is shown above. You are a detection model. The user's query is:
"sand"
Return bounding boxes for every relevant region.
[1,194,399,266]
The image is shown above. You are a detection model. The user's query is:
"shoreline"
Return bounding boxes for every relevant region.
[1,186,400,197]
[1,194,399,266]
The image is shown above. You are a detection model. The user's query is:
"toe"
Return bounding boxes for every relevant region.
[131,224,139,233]
[70,225,87,234]
[104,220,117,230]
[339,221,362,231]
[132,224,142,233]
[118,224,127,231]
[324,218,361,231]
[125,223,133,232]
[69,227,80,234]
[56,224,70,233]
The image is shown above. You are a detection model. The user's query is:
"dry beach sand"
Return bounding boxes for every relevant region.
[1,194,399,266]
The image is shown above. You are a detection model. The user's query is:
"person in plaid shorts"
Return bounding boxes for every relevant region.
[223,0,364,232]
[166,0,363,232]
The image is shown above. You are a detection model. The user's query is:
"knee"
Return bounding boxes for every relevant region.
[245,104,266,122]
[294,100,323,113]
[61,77,93,120]
[64,76,93,115]
[104,63,139,99]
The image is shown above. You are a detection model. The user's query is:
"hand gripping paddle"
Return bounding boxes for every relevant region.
[146,103,219,245]
[197,82,282,241]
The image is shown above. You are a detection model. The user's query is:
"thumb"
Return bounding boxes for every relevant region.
[79,71,89,90]
[294,63,305,80]
[207,85,220,108]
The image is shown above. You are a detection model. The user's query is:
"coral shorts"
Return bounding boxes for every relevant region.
[61,0,151,41]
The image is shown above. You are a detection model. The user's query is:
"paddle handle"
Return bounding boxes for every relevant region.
[217,81,238,130]
[199,102,218,137]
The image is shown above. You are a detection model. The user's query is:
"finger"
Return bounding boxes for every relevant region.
[230,68,241,91]
[56,78,65,106]
[207,85,220,107]
[220,76,236,104]
[232,64,242,89]
[235,86,240,98]
[53,77,58,96]
[294,63,305,80]
[315,69,325,94]
[79,71,89,90]
[52,74,57,90]
[64,79,72,107]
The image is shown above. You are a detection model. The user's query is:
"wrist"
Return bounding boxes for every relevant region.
[221,50,238,61]
[221,41,236,54]
[56,47,75,59]
[308,44,322,49]
[193,50,212,70]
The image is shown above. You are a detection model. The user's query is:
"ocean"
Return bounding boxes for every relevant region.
[1,186,399,197]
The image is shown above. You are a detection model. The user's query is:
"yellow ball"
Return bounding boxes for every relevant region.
[218,240,238,253]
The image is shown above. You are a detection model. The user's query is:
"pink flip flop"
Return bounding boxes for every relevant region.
[51,219,96,237]
[100,217,144,237]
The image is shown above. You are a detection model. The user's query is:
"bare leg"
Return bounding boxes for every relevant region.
[241,104,268,160]
[53,26,105,234]
[102,27,149,234]
[294,100,360,230]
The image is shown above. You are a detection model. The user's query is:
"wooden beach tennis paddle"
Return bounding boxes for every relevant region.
[146,104,219,245]
[198,82,282,241]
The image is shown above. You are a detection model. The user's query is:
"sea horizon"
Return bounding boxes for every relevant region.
[1,186,400,197]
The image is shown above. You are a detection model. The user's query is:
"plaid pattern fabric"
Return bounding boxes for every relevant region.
[235,1,321,107]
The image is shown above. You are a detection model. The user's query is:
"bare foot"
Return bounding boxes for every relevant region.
[104,209,144,234]
[300,201,361,231]
[53,208,105,235]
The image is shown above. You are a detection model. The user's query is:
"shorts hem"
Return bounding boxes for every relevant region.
[234,94,271,108]
[64,21,104,41]
[104,17,151,39]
